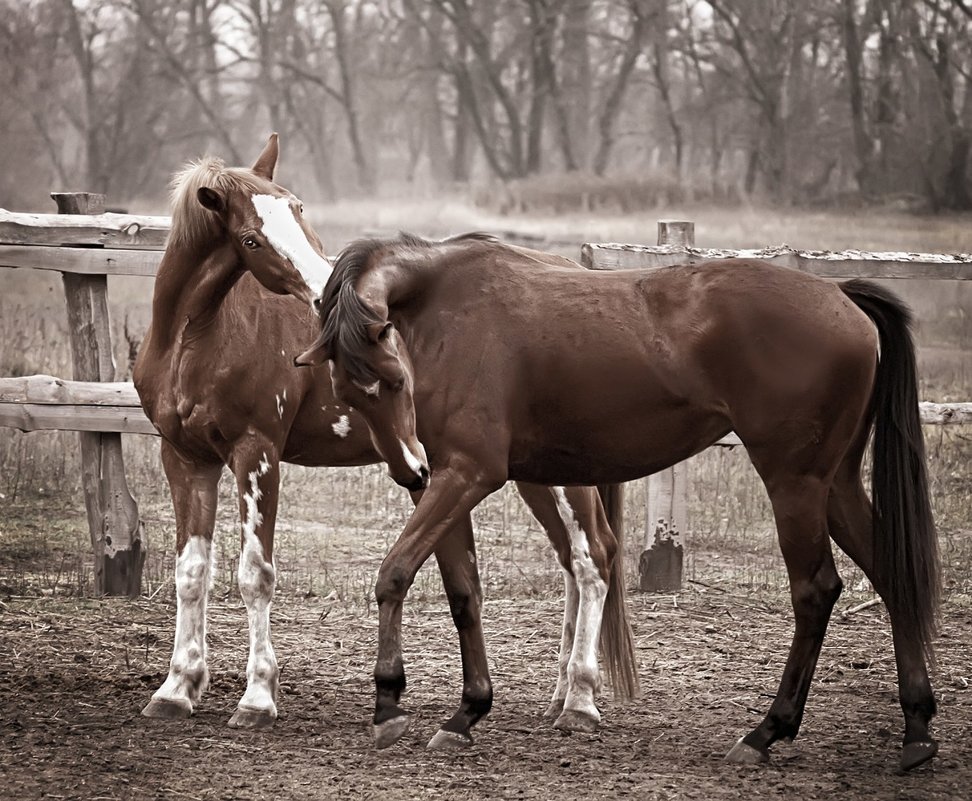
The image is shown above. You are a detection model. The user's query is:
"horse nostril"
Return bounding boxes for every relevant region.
[419,465,430,483]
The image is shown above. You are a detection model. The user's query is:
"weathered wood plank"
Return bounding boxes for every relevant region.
[0,243,161,276]
[582,242,972,280]
[0,374,142,405]
[0,209,170,250]
[920,402,972,425]
[0,402,157,435]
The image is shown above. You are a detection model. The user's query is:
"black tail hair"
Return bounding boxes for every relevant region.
[596,483,639,699]
[841,279,940,663]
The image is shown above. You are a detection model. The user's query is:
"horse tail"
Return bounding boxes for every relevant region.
[841,279,940,663]
[596,483,640,700]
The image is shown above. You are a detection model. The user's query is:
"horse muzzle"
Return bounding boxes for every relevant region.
[397,465,430,492]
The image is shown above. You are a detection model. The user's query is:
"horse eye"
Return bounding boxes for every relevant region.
[243,237,259,250]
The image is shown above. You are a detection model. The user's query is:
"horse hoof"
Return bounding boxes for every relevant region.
[427,728,474,750]
[141,698,192,720]
[901,740,938,771]
[542,699,565,722]
[725,738,769,765]
[554,709,600,734]
[228,706,276,730]
[374,715,411,749]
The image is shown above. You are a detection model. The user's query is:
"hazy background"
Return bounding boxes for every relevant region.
[1,0,971,216]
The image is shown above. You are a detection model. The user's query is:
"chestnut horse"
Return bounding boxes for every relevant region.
[295,233,940,770]
[133,139,637,747]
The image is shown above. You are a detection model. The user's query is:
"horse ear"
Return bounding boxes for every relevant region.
[197,187,225,214]
[294,331,332,368]
[367,321,393,344]
[252,133,279,180]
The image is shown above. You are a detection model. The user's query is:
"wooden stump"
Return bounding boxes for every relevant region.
[638,518,684,593]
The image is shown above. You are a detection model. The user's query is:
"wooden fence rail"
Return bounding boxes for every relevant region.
[1,205,970,597]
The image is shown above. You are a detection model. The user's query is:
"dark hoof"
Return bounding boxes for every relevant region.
[554,708,600,734]
[141,697,192,720]
[228,706,276,730]
[428,728,474,750]
[725,737,769,765]
[374,715,411,749]
[901,740,938,771]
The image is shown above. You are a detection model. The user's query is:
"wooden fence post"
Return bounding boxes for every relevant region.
[53,191,145,596]
[638,220,692,592]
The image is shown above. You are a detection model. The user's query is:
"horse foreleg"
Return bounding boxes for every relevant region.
[228,441,281,730]
[142,443,221,720]
[515,483,610,733]
[372,463,497,749]
[426,511,493,750]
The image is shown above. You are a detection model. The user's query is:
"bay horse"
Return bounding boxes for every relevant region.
[295,233,941,771]
[133,138,637,747]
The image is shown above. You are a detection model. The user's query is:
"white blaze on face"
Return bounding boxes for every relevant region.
[251,194,331,295]
[332,414,351,438]
[400,439,428,476]
[237,453,279,717]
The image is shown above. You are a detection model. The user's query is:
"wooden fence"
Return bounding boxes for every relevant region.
[1,204,970,596]
[0,195,168,596]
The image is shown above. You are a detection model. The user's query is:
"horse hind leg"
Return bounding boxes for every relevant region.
[516,483,616,733]
[142,443,221,720]
[726,471,843,765]
[827,467,937,771]
[227,441,281,730]
[426,511,493,750]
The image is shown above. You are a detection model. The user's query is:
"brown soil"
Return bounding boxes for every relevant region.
[1,591,969,801]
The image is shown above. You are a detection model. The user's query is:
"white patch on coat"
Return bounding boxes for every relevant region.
[251,194,331,294]
[275,392,284,420]
[150,534,212,708]
[331,414,351,438]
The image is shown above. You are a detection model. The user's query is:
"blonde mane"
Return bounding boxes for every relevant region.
[168,157,265,247]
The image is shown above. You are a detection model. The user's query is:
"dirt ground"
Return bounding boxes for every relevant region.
[1,588,969,801]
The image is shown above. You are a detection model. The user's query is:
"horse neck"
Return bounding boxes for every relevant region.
[148,238,242,348]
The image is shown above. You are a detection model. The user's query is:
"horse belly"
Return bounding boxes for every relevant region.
[509,387,729,485]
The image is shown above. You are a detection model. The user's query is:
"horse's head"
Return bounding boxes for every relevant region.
[187,134,330,307]
[295,239,430,492]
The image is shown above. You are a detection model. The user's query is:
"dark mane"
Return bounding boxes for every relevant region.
[317,232,495,384]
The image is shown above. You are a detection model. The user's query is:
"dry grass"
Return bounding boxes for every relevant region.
[0,203,970,604]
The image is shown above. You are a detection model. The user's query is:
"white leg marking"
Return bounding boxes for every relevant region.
[152,534,212,708]
[251,194,332,294]
[238,455,278,717]
[551,487,608,723]
[331,414,351,438]
[545,567,579,719]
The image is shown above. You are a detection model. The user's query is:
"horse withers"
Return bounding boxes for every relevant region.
[296,233,940,771]
[134,140,636,746]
